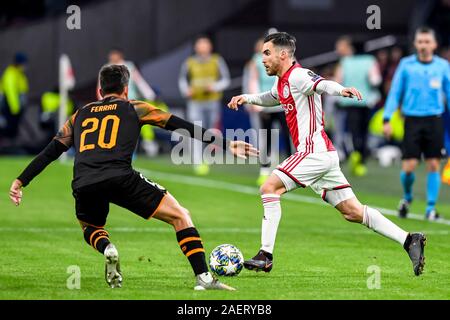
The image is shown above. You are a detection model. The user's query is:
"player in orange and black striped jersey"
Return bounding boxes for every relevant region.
[9,64,258,290]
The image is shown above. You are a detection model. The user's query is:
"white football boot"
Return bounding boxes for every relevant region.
[104,243,122,288]
[194,272,235,291]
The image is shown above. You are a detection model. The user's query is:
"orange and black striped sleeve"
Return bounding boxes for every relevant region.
[131,100,172,128]
[54,110,78,148]
[131,100,230,149]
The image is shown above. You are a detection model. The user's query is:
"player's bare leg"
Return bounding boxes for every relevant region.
[153,192,235,290]
[244,173,286,272]
[335,196,426,276]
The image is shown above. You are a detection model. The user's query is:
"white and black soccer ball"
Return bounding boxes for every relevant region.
[209,244,244,276]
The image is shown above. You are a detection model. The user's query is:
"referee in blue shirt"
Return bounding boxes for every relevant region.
[383,27,450,220]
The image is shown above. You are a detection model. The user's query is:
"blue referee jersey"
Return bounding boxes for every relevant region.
[383,54,450,121]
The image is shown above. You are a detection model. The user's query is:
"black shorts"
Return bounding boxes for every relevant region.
[402,115,445,160]
[73,171,167,227]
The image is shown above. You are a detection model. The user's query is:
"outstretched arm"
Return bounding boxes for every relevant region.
[315,79,363,100]
[229,76,279,110]
[133,100,258,159]
[164,115,258,159]
[228,91,279,110]
[10,112,77,206]
[10,140,69,205]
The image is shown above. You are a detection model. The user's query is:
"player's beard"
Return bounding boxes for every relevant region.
[265,62,278,76]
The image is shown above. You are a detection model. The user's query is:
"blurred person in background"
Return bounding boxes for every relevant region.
[375,49,390,104]
[440,46,450,185]
[0,52,29,146]
[245,35,292,186]
[335,36,382,176]
[178,35,230,175]
[384,46,404,97]
[40,87,75,143]
[366,47,406,159]
[99,48,159,157]
[383,27,450,220]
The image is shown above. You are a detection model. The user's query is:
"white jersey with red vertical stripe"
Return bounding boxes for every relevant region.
[271,63,335,153]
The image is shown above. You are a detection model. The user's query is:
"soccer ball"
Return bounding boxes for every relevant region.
[209,244,244,276]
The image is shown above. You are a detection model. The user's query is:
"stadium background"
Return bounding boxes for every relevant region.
[0,0,449,300]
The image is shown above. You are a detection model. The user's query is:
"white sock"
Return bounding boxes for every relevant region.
[363,206,408,245]
[198,272,213,283]
[261,194,281,254]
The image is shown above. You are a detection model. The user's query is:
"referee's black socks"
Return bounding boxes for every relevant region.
[176,227,208,275]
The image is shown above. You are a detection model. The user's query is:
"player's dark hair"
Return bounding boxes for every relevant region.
[99,64,130,95]
[264,32,296,57]
[415,26,436,39]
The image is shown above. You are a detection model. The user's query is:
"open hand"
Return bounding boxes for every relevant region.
[9,179,23,206]
[227,95,248,111]
[229,141,259,159]
[341,87,363,101]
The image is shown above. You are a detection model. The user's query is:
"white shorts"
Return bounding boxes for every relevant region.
[273,151,355,207]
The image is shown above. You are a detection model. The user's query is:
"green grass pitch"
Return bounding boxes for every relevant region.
[0,156,449,299]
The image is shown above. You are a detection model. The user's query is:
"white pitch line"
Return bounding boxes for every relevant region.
[0,227,449,235]
[0,227,259,233]
[137,168,450,227]
[36,162,450,227]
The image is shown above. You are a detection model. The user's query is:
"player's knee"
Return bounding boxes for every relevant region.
[259,183,271,195]
[260,181,280,195]
[426,161,440,172]
[340,202,363,222]
[402,160,417,173]
[170,206,192,228]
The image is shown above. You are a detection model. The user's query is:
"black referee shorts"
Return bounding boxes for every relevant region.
[73,170,167,227]
[402,115,445,160]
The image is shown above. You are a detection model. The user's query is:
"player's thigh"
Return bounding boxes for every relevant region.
[274,152,328,191]
[402,117,422,160]
[310,152,355,207]
[423,115,444,159]
[73,184,109,228]
[110,171,167,221]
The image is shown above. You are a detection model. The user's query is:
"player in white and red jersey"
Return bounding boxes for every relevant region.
[228,32,426,276]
